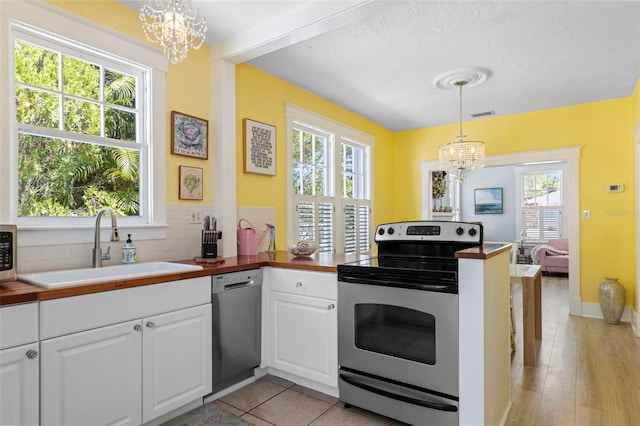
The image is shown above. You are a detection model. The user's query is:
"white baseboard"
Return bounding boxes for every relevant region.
[581,302,634,323]
[569,297,582,316]
[632,309,639,336]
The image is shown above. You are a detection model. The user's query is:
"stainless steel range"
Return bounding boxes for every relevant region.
[337,220,483,426]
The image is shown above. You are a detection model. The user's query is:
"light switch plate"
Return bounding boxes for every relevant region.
[189,209,202,224]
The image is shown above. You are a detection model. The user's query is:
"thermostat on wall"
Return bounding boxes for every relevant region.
[606,184,624,193]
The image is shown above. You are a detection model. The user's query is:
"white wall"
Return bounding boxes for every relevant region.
[460,166,517,242]
[16,204,209,274]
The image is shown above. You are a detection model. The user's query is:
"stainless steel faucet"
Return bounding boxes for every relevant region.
[92,207,119,268]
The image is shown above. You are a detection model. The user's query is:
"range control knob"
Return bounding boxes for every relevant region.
[387,227,395,235]
[377,228,385,236]
[469,228,477,237]
[456,227,464,236]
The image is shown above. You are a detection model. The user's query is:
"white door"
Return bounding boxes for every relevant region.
[270,292,337,387]
[142,304,212,423]
[0,343,39,426]
[41,320,142,426]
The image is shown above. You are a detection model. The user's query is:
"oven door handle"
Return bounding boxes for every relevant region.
[339,275,451,291]
[339,374,458,412]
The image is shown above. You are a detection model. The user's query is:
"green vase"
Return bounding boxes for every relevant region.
[598,277,625,325]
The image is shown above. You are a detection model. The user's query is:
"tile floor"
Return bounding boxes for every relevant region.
[212,375,407,426]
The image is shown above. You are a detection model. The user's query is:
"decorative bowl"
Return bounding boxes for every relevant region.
[288,240,318,257]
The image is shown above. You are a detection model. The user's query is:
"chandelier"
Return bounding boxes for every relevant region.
[140,0,207,64]
[437,79,486,183]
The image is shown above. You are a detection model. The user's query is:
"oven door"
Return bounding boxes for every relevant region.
[338,280,458,398]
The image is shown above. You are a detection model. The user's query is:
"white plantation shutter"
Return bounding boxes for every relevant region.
[295,197,334,253]
[297,201,315,240]
[357,204,370,253]
[318,202,334,253]
[523,206,561,242]
[343,203,370,254]
[344,204,356,253]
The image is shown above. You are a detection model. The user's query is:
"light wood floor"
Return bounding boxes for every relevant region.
[507,275,640,426]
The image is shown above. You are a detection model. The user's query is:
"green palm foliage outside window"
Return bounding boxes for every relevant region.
[15,39,140,217]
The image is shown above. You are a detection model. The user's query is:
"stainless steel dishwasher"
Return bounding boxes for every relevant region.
[212,269,262,393]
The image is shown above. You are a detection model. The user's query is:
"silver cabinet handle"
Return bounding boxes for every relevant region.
[26,349,38,359]
[296,282,303,288]
[327,304,335,310]
[134,324,142,332]
[146,321,155,328]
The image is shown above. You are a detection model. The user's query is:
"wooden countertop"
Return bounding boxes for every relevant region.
[0,251,371,306]
[455,243,511,259]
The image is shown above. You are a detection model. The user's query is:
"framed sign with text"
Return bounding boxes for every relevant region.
[243,118,276,175]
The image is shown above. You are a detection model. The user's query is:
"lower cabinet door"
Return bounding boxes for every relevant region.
[270,291,337,387]
[0,342,39,426]
[41,320,142,426]
[142,304,212,423]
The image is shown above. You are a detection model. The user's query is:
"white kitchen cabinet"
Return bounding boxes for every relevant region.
[41,320,142,426]
[39,277,212,426]
[0,342,39,426]
[268,268,337,393]
[0,302,39,426]
[41,305,211,426]
[142,305,212,422]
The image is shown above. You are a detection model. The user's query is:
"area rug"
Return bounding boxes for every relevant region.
[162,402,253,426]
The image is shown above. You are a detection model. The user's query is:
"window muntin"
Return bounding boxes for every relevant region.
[292,125,330,197]
[13,34,145,220]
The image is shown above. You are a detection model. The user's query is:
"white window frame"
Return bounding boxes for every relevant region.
[286,103,373,254]
[0,1,168,245]
[515,163,567,244]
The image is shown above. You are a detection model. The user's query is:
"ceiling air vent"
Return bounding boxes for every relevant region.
[470,111,495,118]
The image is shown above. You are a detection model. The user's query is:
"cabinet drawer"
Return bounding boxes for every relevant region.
[270,268,336,300]
[41,277,210,339]
[0,303,38,350]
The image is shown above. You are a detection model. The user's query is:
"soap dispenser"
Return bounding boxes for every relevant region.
[122,234,136,264]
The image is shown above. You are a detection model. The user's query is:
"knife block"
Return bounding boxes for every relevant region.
[201,230,221,258]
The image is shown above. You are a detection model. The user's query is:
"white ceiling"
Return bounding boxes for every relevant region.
[122,0,640,131]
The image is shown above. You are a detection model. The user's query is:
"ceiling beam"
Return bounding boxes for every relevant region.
[209,0,392,64]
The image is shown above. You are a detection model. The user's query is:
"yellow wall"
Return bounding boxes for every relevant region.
[47,0,214,205]
[394,99,637,306]
[235,64,395,247]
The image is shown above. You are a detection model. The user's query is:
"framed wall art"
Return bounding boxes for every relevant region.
[474,187,503,214]
[179,166,203,200]
[243,118,276,176]
[172,111,208,159]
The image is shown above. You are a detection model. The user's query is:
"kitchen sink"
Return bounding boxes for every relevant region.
[19,262,203,290]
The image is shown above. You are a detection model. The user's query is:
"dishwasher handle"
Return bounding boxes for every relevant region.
[223,280,255,291]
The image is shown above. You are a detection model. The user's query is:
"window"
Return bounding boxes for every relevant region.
[287,105,372,255]
[520,169,563,242]
[14,35,144,219]
[1,1,168,244]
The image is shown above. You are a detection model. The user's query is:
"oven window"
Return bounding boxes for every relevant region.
[354,304,435,365]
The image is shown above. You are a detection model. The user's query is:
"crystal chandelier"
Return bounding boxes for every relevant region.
[438,79,485,182]
[140,0,207,64]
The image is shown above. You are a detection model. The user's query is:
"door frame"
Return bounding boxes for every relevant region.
[421,146,582,316]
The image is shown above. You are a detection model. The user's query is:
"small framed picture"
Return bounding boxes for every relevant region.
[243,118,276,175]
[179,166,203,200]
[474,187,503,214]
[172,111,208,159]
